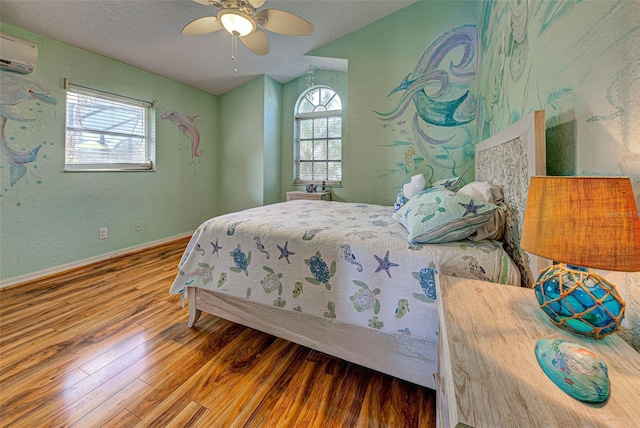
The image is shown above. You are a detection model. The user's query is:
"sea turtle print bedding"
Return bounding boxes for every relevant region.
[170,200,519,338]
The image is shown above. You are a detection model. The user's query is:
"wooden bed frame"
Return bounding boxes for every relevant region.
[186,111,547,389]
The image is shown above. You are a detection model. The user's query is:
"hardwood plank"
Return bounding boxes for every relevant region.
[164,401,210,428]
[131,326,277,426]
[195,339,308,427]
[7,339,181,427]
[0,368,89,425]
[68,379,150,428]
[79,328,159,375]
[101,409,141,428]
[257,353,325,427]
[0,237,436,428]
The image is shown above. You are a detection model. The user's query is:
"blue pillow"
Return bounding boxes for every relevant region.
[391,188,498,244]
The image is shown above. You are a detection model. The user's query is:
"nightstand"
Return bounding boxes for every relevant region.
[286,191,331,201]
[435,275,640,428]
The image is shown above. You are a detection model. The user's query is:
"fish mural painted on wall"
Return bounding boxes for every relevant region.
[161,110,202,163]
[0,72,57,186]
[375,25,478,181]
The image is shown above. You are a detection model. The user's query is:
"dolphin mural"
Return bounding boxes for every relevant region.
[161,110,202,162]
[0,72,57,186]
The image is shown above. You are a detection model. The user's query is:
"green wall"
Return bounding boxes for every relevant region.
[0,23,220,282]
[263,76,282,206]
[218,76,265,213]
[218,75,282,213]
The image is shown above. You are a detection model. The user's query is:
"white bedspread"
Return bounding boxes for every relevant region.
[170,201,519,340]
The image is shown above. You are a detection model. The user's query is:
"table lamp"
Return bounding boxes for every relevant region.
[521,176,640,339]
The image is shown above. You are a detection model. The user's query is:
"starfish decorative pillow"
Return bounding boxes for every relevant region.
[391,188,498,244]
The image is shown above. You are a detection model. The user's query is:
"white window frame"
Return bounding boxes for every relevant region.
[64,82,156,172]
[294,85,342,187]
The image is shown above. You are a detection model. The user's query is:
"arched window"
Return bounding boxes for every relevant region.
[294,86,342,186]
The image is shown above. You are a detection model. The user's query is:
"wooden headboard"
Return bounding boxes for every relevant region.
[475,110,549,287]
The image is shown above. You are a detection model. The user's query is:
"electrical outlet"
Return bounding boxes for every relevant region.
[99,227,108,239]
[135,221,143,232]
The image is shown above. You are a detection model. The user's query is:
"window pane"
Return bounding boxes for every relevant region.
[300,162,312,180]
[313,140,327,160]
[328,162,342,180]
[300,141,313,160]
[328,117,341,138]
[300,119,313,139]
[313,162,328,178]
[299,98,315,113]
[327,97,342,111]
[320,89,334,106]
[328,140,341,159]
[65,85,154,170]
[313,118,327,139]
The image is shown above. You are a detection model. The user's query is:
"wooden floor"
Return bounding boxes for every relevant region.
[0,238,436,427]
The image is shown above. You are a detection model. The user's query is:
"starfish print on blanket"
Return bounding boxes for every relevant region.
[277,241,295,264]
[374,250,399,278]
[211,238,222,257]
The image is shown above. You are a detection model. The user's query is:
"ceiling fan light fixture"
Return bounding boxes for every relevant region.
[218,9,255,37]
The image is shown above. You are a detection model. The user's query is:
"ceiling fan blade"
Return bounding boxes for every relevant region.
[256,9,314,36]
[182,16,223,36]
[247,0,266,8]
[192,0,223,6]
[240,28,269,55]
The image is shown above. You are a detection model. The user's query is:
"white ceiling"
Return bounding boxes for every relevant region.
[0,0,416,95]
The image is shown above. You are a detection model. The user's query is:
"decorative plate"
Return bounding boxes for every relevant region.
[534,338,610,403]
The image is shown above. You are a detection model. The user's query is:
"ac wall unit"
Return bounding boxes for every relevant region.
[0,33,38,74]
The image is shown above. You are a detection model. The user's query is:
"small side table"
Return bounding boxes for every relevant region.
[286,191,331,201]
[435,274,640,428]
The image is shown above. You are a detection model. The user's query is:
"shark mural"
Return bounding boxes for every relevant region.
[0,72,57,187]
[161,110,202,163]
[375,25,478,182]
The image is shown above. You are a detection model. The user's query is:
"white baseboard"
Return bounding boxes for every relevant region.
[0,232,193,290]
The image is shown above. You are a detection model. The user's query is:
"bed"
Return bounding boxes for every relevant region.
[169,110,547,389]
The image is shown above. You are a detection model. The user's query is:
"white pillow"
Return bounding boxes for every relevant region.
[393,174,427,211]
[404,174,427,198]
[457,182,506,241]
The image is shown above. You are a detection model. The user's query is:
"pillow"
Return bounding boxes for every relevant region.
[431,176,463,192]
[392,188,499,244]
[394,174,427,212]
[457,182,506,241]
[457,181,503,203]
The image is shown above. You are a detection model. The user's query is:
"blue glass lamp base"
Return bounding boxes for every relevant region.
[533,264,625,339]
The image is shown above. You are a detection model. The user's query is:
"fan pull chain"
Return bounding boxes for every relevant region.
[231,32,239,74]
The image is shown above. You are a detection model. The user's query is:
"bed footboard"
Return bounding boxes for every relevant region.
[183,287,437,389]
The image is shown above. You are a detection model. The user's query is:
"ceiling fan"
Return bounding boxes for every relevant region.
[182,0,314,56]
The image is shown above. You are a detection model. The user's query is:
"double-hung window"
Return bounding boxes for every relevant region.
[64,83,155,171]
[294,86,342,186]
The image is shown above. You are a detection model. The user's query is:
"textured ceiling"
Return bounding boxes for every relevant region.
[0,0,416,95]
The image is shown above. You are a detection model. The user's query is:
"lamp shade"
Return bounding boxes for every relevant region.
[218,10,255,37]
[521,176,640,271]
